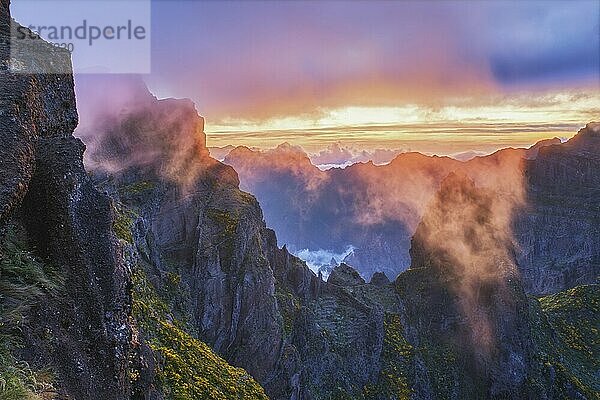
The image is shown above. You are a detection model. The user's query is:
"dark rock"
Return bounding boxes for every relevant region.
[19,137,131,399]
[114,162,293,393]
[0,13,77,226]
[0,0,10,62]
[405,173,542,398]
[515,123,600,294]
[327,263,366,286]
[370,271,390,286]
[0,7,131,398]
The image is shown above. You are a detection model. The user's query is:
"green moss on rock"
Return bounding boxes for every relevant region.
[535,284,600,397]
[113,205,137,244]
[132,268,268,399]
[118,181,157,197]
[365,314,414,400]
[275,286,301,337]
[206,209,240,269]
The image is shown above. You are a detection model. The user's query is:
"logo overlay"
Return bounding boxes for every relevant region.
[10,0,150,74]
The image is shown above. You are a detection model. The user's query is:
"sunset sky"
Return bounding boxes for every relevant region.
[17,0,600,156]
[148,0,599,155]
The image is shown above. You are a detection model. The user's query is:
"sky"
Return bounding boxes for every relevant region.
[14,0,600,156]
[146,0,600,155]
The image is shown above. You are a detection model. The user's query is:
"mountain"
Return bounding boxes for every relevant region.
[80,74,599,398]
[1,3,598,398]
[514,123,600,294]
[224,146,462,280]
[397,172,599,398]
[224,130,599,295]
[208,145,236,161]
[0,8,130,398]
[0,7,266,399]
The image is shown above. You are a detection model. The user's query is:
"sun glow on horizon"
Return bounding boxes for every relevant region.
[205,89,599,155]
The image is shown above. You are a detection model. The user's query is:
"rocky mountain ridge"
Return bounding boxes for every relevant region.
[84,74,599,398]
[0,4,131,398]
[1,4,598,398]
[224,125,600,295]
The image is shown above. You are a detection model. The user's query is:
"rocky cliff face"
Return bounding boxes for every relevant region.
[82,78,396,399]
[1,7,269,399]
[0,6,77,226]
[225,131,599,296]
[80,72,599,399]
[406,173,536,398]
[515,123,600,294]
[4,2,597,398]
[81,79,311,397]
[0,4,131,398]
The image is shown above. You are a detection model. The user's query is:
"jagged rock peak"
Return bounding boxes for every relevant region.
[524,137,562,159]
[369,271,390,286]
[567,122,600,151]
[577,122,600,138]
[77,76,211,186]
[327,263,366,286]
[583,121,600,135]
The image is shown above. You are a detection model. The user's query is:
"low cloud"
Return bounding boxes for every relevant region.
[411,166,526,353]
[310,143,406,167]
[293,246,356,279]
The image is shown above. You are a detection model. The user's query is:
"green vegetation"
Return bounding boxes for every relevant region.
[364,314,414,400]
[0,224,61,399]
[131,267,268,399]
[274,286,301,336]
[206,209,240,269]
[416,343,468,400]
[232,190,256,206]
[534,284,600,398]
[113,205,137,244]
[118,180,156,197]
[539,285,599,359]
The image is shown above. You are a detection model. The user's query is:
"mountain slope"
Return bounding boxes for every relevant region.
[225,127,599,295]
[83,76,599,398]
[0,5,267,399]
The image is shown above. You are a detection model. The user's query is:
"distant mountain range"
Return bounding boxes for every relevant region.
[3,12,597,397]
[224,128,599,295]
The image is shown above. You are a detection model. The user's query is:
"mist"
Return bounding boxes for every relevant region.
[410,167,526,352]
[75,75,211,189]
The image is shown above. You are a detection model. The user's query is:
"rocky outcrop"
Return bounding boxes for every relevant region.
[515,123,600,294]
[86,79,400,399]
[0,6,131,399]
[84,80,300,397]
[0,3,77,225]
[369,271,390,286]
[79,79,208,188]
[405,173,536,398]
[20,137,131,399]
[328,263,366,286]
